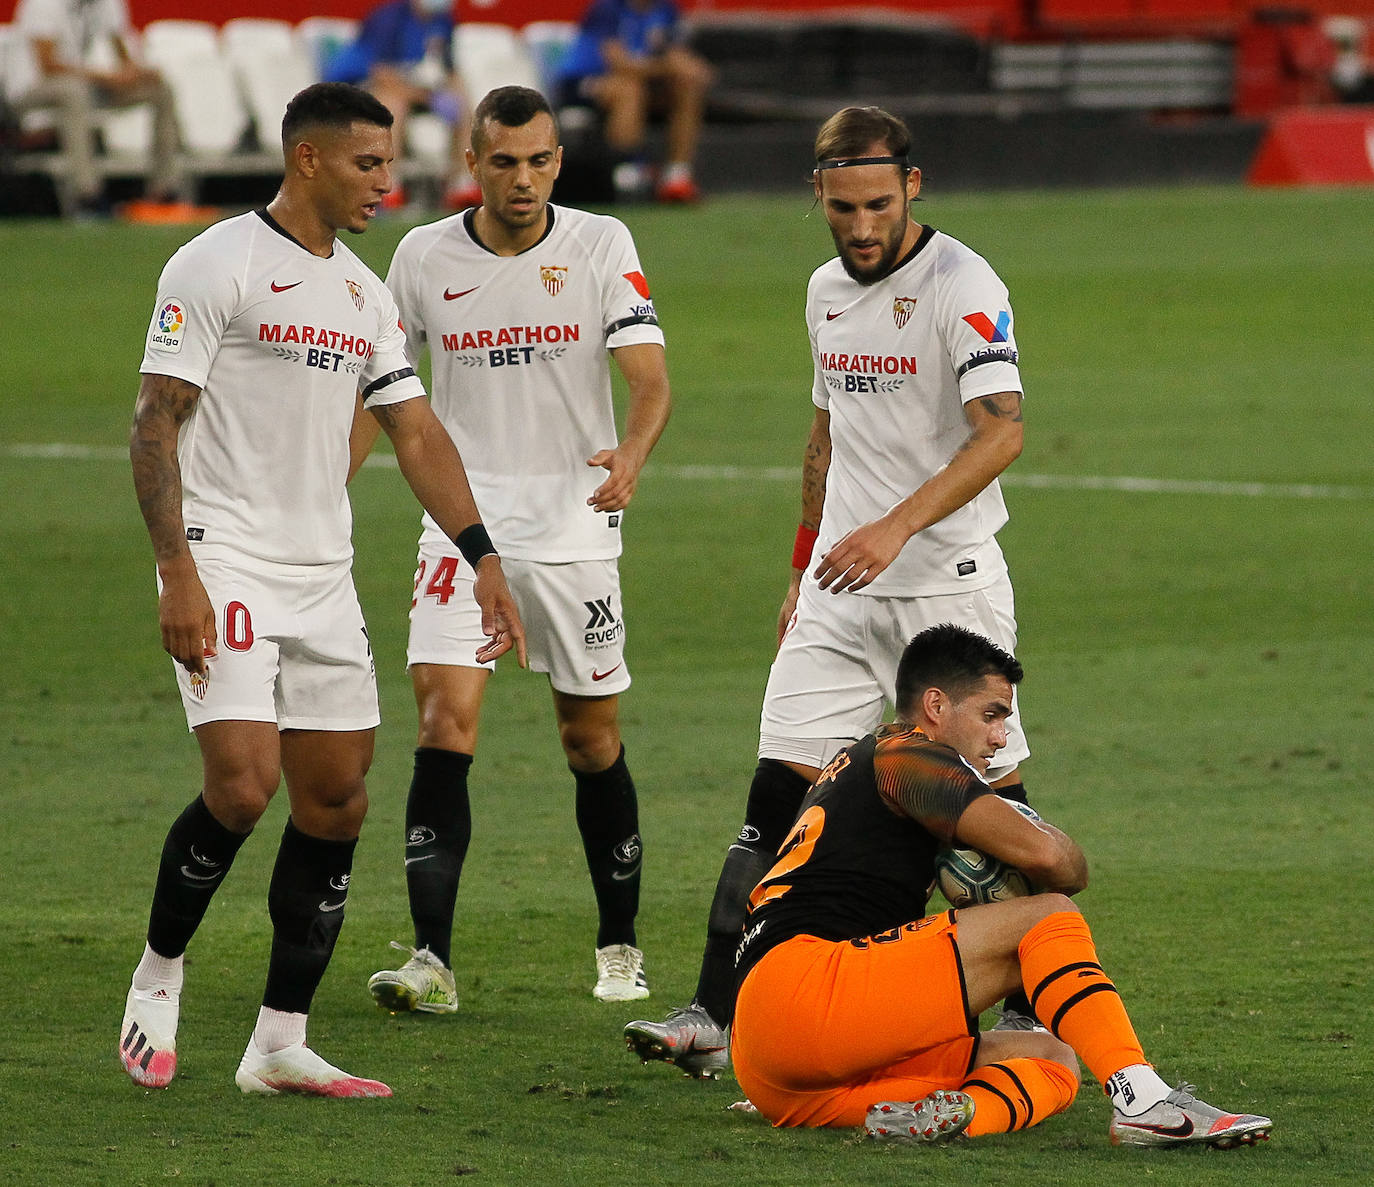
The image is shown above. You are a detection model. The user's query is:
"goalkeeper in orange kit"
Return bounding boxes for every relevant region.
[731,624,1272,1150]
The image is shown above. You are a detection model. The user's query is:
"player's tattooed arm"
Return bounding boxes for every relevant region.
[971,391,1023,422]
[779,408,833,637]
[801,407,831,532]
[130,372,217,674]
[130,373,201,564]
[367,400,403,432]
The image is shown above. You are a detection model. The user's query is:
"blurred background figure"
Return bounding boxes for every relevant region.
[4,0,184,217]
[324,0,480,210]
[558,0,711,203]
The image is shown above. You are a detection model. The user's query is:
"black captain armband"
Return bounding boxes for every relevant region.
[454,524,498,568]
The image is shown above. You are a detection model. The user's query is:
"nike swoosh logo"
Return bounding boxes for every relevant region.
[404,854,437,866]
[318,900,346,912]
[686,1038,727,1054]
[591,664,622,682]
[610,865,640,881]
[180,866,220,882]
[825,307,849,320]
[1119,1118,1195,1138]
[271,281,302,293]
[444,286,480,301]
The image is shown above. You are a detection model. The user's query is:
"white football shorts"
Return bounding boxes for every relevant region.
[406,543,631,697]
[166,549,380,732]
[758,568,1029,782]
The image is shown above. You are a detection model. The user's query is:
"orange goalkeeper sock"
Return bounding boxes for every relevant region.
[1018,910,1147,1086]
[962,1057,1079,1134]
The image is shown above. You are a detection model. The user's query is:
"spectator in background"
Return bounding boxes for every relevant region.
[325,0,480,210]
[5,0,184,217]
[559,0,711,203]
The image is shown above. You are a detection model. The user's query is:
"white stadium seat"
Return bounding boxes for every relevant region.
[141,19,251,158]
[453,22,542,104]
[295,16,360,80]
[521,19,579,98]
[222,18,316,150]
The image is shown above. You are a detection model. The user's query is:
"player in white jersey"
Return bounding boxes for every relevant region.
[119,83,525,1099]
[358,87,671,1013]
[626,105,1032,1076]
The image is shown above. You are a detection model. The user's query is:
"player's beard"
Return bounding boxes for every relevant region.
[834,212,909,285]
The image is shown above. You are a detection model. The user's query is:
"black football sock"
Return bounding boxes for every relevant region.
[993,780,1034,1016]
[263,819,356,1015]
[146,794,251,958]
[404,747,473,969]
[573,746,641,949]
[694,759,811,1027]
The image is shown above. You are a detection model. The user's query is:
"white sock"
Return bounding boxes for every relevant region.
[132,944,183,994]
[661,161,692,184]
[1105,1064,1173,1115]
[252,1007,307,1055]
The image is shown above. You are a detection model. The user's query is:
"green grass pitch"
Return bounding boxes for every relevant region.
[1,183,1371,1185]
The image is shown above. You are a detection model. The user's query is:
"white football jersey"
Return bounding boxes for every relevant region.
[386,203,665,562]
[807,225,1023,597]
[140,210,424,566]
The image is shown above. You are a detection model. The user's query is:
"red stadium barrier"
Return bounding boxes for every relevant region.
[1247,105,1374,184]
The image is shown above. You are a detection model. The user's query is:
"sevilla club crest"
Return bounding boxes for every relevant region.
[541,265,568,297]
[892,297,917,329]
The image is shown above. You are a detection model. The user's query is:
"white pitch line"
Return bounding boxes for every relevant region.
[3,443,1370,501]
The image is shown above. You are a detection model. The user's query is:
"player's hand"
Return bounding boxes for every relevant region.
[813,516,909,594]
[157,565,217,676]
[586,444,645,513]
[472,556,527,667]
[776,573,802,647]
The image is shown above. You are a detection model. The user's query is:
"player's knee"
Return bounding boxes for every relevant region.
[1031,892,1078,918]
[201,753,280,832]
[416,701,479,753]
[291,778,369,838]
[668,52,712,92]
[559,721,621,772]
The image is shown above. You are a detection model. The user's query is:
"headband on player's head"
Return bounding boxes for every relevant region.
[815,155,911,171]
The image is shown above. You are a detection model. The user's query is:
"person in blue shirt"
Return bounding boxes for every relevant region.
[559,0,711,202]
[325,0,479,209]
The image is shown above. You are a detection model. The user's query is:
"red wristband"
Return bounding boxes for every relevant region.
[792,524,819,570]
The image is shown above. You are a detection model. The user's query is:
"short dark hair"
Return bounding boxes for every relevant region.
[814,105,912,165]
[895,624,1023,716]
[281,82,393,149]
[471,86,557,152]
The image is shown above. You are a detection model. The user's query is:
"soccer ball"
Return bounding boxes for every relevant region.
[934,798,1040,907]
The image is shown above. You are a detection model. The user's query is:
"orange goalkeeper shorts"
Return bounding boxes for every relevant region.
[732,911,979,1128]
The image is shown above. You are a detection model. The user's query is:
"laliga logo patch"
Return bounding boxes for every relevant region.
[892,296,917,329]
[150,299,186,353]
[622,270,651,299]
[541,265,568,297]
[346,279,365,311]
